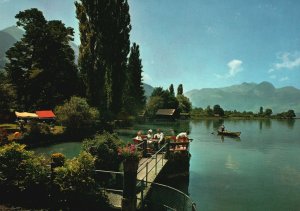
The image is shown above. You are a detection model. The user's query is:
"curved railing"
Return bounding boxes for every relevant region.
[137,180,197,211]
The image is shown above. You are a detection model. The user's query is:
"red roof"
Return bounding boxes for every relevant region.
[36,110,56,119]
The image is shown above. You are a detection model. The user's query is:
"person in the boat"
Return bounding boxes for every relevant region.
[176,131,189,142]
[220,125,225,132]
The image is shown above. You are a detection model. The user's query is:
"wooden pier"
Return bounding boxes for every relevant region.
[103,140,191,210]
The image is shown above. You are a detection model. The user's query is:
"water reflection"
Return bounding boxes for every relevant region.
[219,135,241,143]
[225,154,240,171]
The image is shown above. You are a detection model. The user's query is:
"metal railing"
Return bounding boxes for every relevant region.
[137,143,168,186]
[137,180,197,211]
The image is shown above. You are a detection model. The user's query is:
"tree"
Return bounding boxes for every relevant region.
[75,0,131,115]
[213,104,225,116]
[286,110,296,118]
[264,108,272,117]
[205,105,213,116]
[169,84,175,96]
[5,9,79,110]
[259,106,264,115]
[55,96,99,136]
[124,43,146,114]
[177,84,183,96]
[177,94,192,113]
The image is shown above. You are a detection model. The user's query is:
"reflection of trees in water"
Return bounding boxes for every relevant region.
[258,119,272,130]
[213,119,224,130]
[204,120,212,130]
[287,119,295,129]
[277,119,295,129]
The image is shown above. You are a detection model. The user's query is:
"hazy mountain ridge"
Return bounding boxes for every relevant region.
[0,26,79,69]
[186,82,300,113]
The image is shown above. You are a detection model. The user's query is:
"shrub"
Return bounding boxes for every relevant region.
[0,143,50,205]
[83,132,123,171]
[55,96,99,136]
[53,151,107,209]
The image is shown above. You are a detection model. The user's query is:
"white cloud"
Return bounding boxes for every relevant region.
[227,59,243,77]
[269,75,276,79]
[268,68,275,73]
[142,72,152,83]
[214,59,243,79]
[273,52,300,70]
[279,76,289,82]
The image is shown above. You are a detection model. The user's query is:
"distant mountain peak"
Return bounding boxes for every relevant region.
[2,26,24,41]
[185,82,300,113]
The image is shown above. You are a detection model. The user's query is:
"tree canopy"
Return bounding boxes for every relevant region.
[5,8,79,110]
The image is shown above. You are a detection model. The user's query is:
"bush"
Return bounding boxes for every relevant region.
[0,142,50,206]
[83,132,123,171]
[55,96,100,137]
[53,151,107,209]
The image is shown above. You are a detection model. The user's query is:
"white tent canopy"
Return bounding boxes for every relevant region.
[15,111,38,118]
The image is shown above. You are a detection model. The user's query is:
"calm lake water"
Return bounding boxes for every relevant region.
[34,119,300,211]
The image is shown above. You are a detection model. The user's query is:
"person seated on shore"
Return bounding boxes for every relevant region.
[176,131,189,142]
[154,128,165,149]
[133,130,143,144]
[147,129,153,140]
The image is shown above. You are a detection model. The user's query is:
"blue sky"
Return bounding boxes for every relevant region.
[1,0,300,92]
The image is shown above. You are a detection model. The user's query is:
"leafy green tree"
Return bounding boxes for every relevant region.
[146,87,179,117]
[75,0,131,115]
[177,94,192,113]
[205,105,213,116]
[213,104,225,116]
[177,84,183,95]
[55,96,99,136]
[286,110,296,118]
[145,96,164,117]
[169,84,175,96]
[264,108,272,117]
[0,81,17,112]
[124,43,146,114]
[5,9,79,110]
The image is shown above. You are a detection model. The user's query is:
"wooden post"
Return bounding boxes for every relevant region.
[122,159,139,211]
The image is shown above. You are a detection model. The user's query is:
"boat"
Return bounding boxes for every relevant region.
[217,130,241,137]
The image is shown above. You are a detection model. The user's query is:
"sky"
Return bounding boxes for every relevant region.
[1,0,300,92]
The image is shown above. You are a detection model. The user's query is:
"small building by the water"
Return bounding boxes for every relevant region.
[156,109,177,120]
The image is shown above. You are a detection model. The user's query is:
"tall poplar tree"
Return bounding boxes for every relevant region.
[177,84,183,96]
[169,84,175,96]
[75,0,131,115]
[124,43,145,113]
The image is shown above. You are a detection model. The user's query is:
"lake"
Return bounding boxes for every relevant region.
[34,119,300,211]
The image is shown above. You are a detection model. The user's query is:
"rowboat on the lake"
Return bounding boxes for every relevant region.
[217,130,241,137]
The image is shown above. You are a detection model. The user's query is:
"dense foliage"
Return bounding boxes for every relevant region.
[0,143,50,206]
[55,96,99,136]
[124,43,146,114]
[0,142,119,209]
[4,8,79,110]
[191,105,295,119]
[83,132,123,171]
[75,0,132,116]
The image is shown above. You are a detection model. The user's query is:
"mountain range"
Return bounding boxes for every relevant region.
[0,26,79,70]
[185,81,300,113]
